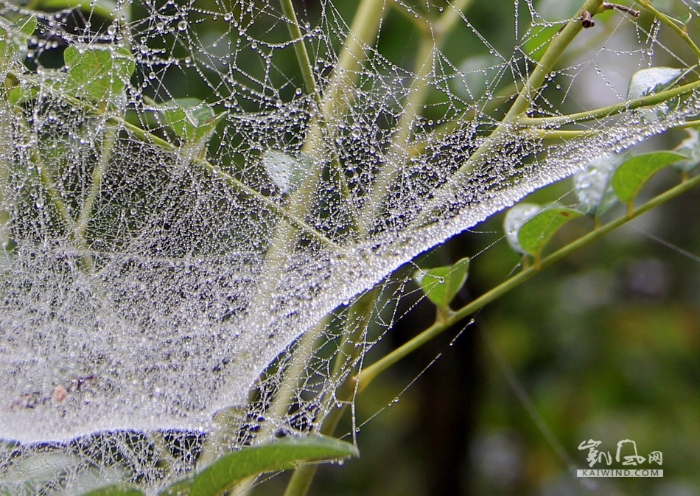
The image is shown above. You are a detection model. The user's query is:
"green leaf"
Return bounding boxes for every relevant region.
[504,203,542,255]
[518,207,582,257]
[0,15,37,61]
[8,85,39,106]
[159,435,359,496]
[413,257,470,309]
[64,45,135,103]
[574,154,624,218]
[79,485,145,496]
[611,151,686,205]
[161,98,224,144]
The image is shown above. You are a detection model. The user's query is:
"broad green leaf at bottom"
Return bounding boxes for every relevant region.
[160,435,359,496]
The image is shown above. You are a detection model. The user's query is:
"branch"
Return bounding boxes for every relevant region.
[356,171,700,391]
[519,79,700,127]
[637,0,700,59]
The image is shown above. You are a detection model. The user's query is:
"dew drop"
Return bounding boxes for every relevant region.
[177,20,188,31]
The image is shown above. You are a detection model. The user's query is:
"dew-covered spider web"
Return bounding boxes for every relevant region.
[1,0,699,492]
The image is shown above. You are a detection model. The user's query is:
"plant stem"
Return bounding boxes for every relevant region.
[360,0,473,233]
[637,0,700,59]
[283,290,377,496]
[279,0,319,101]
[412,0,605,227]
[519,79,700,127]
[74,122,117,246]
[357,171,700,391]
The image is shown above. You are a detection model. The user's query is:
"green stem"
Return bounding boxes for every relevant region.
[74,123,117,245]
[357,171,700,391]
[317,0,386,126]
[279,0,319,101]
[412,0,604,226]
[536,129,600,139]
[361,0,473,233]
[519,79,700,127]
[637,0,700,59]
[107,115,339,250]
[283,290,377,496]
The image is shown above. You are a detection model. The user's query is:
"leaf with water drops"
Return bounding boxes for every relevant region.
[627,67,688,100]
[0,15,36,63]
[611,151,686,206]
[64,45,135,103]
[517,207,582,258]
[262,150,315,195]
[672,128,700,173]
[574,154,624,219]
[8,85,38,106]
[413,257,470,309]
[160,98,225,145]
[504,203,542,255]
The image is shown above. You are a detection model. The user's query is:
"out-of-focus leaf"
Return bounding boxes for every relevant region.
[413,257,470,309]
[574,154,624,218]
[159,435,359,496]
[672,128,700,173]
[611,151,686,205]
[518,207,582,258]
[504,203,542,255]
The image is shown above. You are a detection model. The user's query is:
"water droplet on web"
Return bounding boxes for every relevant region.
[178,20,188,31]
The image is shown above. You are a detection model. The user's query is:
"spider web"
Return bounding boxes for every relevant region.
[0,0,698,492]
